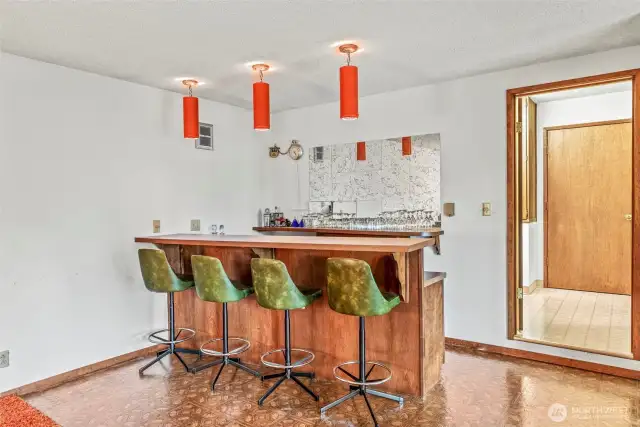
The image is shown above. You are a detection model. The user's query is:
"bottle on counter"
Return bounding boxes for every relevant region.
[291,217,299,227]
[263,208,271,228]
[273,206,283,225]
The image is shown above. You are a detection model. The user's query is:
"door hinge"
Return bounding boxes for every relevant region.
[517,288,524,299]
[515,122,523,133]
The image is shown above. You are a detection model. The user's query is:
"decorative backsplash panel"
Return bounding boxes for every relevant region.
[309,133,441,214]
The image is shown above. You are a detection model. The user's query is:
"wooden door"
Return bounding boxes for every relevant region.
[545,120,632,295]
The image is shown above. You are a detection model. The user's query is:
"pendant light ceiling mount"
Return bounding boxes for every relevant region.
[182,79,199,88]
[338,43,359,56]
[251,63,270,75]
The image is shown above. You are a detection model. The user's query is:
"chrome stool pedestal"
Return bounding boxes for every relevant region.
[189,302,260,390]
[321,317,403,427]
[258,310,318,405]
[139,292,200,374]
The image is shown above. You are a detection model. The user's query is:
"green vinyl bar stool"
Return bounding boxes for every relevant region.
[137,248,200,375]
[188,255,261,390]
[321,258,403,427]
[251,258,322,406]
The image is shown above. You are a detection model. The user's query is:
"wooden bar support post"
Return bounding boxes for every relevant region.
[252,247,275,259]
[393,252,410,303]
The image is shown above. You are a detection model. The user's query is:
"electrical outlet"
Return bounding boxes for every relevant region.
[153,220,161,233]
[0,350,9,368]
[190,219,201,232]
[482,202,492,216]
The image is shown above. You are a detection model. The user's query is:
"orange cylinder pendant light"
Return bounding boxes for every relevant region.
[402,136,412,156]
[182,80,199,139]
[339,44,359,120]
[356,141,366,161]
[252,64,270,131]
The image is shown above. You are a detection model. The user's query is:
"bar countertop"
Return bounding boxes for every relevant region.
[134,233,434,253]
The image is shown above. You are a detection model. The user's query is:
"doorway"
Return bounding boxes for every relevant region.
[507,71,640,360]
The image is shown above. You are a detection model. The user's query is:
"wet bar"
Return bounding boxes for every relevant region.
[134,233,445,397]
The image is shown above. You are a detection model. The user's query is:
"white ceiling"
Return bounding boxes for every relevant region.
[3,1,640,112]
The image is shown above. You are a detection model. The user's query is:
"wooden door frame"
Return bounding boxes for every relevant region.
[506,69,640,360]
[543,119,633,296]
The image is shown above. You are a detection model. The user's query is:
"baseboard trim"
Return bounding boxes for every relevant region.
[0,345,162,398]
[523,279,543,295]
[445,338,640,380]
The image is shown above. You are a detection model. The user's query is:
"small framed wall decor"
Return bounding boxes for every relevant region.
[196,122,213,150]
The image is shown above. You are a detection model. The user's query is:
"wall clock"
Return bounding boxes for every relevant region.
[268,140,304,160]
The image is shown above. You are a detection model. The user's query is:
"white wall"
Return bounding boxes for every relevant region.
[0,54,261,391]
[524,90,633,285]
[264,45,640,370]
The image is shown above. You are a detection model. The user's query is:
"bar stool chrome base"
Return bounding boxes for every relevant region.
[200,337,250,357]
[320,318,403,427]
[188,303,261,390]
[334,360,392,386]
[258,310,319,406]
[149,328,195,345]
[261,348,315,369]
[139,293,200,375]
[321,384,403,427]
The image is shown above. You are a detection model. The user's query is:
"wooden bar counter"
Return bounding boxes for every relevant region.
[134,234,445,398]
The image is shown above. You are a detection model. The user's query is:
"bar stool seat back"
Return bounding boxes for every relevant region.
[327,258,400,317]
[251,258,321,310]
[139,248,193,293]
[192,255,253,303]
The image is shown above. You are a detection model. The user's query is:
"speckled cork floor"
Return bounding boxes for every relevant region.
[26,347,640,426]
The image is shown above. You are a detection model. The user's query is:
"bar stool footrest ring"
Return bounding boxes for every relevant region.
[261,348,315,369]
[148,328,195,345]
[200,337,251,357]
[333,361,392,386]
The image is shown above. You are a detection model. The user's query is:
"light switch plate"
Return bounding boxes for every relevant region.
[443,202,455,217]
[482,202,491,216]
[153,220,161,233]
[191,219,201,232]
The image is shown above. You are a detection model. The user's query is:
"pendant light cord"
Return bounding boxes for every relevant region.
[188,85,193,97]
[259,69,264,82]
[346,51,351,66]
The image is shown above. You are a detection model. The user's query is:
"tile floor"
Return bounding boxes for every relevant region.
[26,347,640,426]
[522,288,632,356]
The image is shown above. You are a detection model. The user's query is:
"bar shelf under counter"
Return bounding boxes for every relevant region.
[134,233,445,398]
